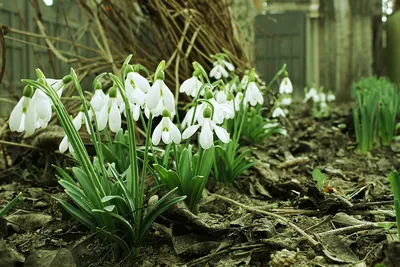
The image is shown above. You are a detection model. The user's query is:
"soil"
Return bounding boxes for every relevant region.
[1,102,399,267]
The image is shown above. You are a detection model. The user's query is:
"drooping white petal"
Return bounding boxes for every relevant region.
[279,77,293,94]
[96,104,109,131]
[91,90,108,112]
[182,124,200,139]
[131,72,150,93]
[209,65,219,79]
[272,107,286,118]
[180,76,197,95]
[281,97,292,106]
[152,121,163,145]
[219,65,229,78]
[199,120,213,149]
[169,122,181,144]
[162,83,175,113]
[109,99,121,133]
[46,79,64,97]
[222,60,235,72]
[147,80,162,110]
[25,101,37,136]
[72,112,83,131]
[214,125,229,143]
[59,135,69,153]
[162,131,171,144]
[9,97,25,132]
[131,104,141,121]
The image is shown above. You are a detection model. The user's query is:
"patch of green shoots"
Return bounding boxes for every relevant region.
[352,76,399,153]
[388,170,400,240]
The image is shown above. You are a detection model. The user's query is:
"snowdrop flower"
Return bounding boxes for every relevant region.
[207,97,234,124]
[125,71,150,106]
[97,87,121,133]
[9,86,37,135]
[46,78,65,98]
[226,81,237,93]
[215,90,228,104]
[181,103,206,129]
[319,93,326,103]
[272,107,287,118]
[152,110,181,145]
[234,92,245,111]
[281,96,292,106]
[91,87,108,113]
[327,92,335,102]
[209,60,234,80]
[179,75,203,98]
[263,122,280,129]
[59,110,85,153]
[241,74,249,89]
[146,71,175,115]
[182,107,230,150]
[32,89,52,129]
[279,77,293,94]
[304,87,319,103]
[245,81,264,106]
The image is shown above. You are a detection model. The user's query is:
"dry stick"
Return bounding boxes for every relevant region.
[316,222,396,237]
[212,193,319,247]
[5,27,100,54]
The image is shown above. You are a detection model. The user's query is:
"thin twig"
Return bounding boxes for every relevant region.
[212,193,319,247]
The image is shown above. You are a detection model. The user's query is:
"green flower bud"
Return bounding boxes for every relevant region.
[193,69,201,77]
[35,68,45,79]
[79,105,85,112]
[283,71,289,78]
[62,75,72,84]
[94,81,102,90]
[109,86,117,98]
[205,90,213,100]
[22,86,34,98]
[203,107,212,118]
[162,109,170,117]
[127,65,135,73]
[227,92,234,101]
[155,70,165,81]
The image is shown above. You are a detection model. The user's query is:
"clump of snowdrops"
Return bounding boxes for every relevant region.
[352,76,398,153]
[8,54,286,257]
[303,86,335,118]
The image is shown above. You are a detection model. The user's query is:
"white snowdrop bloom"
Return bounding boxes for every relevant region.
[226,82,237,93]
[221,60,235,72]
[206,98,234,124]
[124,103,141,121]
[245,81,264,106]
[272,107,286,118]
[281,97,292,106]
[279,77,293,94]
[215,90,228,104]
[31,89,52,129]
[304,87,319,103]
[234,92,245,111]
[327,92,335,102]
[9,87,37,136]
[181,103,206,129]
[179,76,203,98]
[182,108,230,150]
[241,75,249,88]
[59,111,85,153]
[91,88,108,113]
[125,72,149,106]
[209,62,229,80]
[46,78,65,98]
[96,87,121,133]
[147,77,175,115]
[152,111,181,145]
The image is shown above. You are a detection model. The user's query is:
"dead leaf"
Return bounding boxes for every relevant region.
[25,248,75,267]
[0,238,25,267]
[6,213,52,232]
[319,234,359,263]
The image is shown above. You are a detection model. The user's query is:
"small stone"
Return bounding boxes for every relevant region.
[34,201,48,208]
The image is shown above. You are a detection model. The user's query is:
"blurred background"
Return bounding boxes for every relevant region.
[0,0,398,113]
